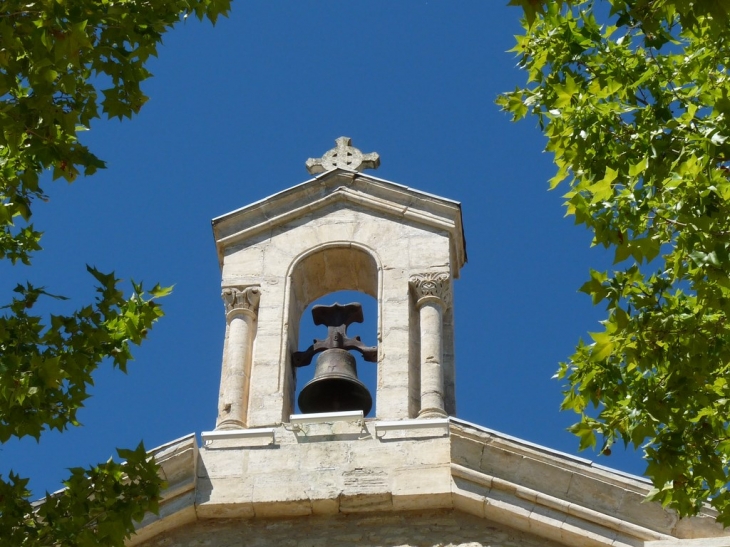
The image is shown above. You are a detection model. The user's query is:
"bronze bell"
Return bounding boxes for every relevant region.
[298,348,372,415]
[292,302,377,415]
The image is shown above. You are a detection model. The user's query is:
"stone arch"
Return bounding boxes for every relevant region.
[280,242,382,419]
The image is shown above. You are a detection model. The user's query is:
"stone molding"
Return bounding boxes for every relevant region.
[410,272,452,308]
[128,422,728,547]
[450,463,671,543]
[211,170,466,276]
[222,286,260,319]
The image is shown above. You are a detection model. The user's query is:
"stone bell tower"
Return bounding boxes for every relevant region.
[210,136,466,428]
[130,139,729,547]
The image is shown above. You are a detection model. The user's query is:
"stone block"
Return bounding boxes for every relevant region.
[375,364,410,387]
[451,434,485,469]
[246,393,286,428]
[128,492,197,546]
[561,514,617,547]
[310,498,340,515]
[566,472,625,515]
[480,445,525,481]
[253,315,287,338]
[527,506,567,546]
[405,438,451,464]
[352,218,407,250]
[246,447,298,474]
[616,489,677,534]
[408,235,450,270]
[316,220,358,244]
[195,476,255,519]
[483,495,532,535]
[253,499,312,518]
[199,447,247,478]
[223,246,265,277]
[339,492,393,513]
[262,243,295,272]
[392,464,452,510]
[516,460,573,499]
[346,439,396,468]
[341,466,390,497]
[452,482,487,519]
[251,471,310,508]
[375,386,410,419]
[156,444,197,500]
[672,514,727,539]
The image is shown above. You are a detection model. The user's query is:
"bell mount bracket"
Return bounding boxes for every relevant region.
[291,302,377,368]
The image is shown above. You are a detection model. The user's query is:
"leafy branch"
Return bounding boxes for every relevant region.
[0,0,230,544]
[502,0,730,523]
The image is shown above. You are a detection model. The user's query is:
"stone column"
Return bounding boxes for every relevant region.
[410,273,451,419]
[216,286,260,429]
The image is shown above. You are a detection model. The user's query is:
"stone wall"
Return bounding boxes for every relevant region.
[195,420,453,519]
[222,203,453,425]
[138,509,562,547]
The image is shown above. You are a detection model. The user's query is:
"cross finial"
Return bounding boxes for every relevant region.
[306,137,380,174]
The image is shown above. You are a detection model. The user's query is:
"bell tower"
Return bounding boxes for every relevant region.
[132,138,726,547]
[210,137,466,429]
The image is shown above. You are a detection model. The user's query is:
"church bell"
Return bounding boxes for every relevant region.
[298,348,372,415]
[292,302,377,416]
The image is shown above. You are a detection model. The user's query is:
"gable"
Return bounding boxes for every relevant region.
[211,169,466,276]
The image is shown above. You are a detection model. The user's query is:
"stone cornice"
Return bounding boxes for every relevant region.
[127,424,730,547]
[211,170,466,277]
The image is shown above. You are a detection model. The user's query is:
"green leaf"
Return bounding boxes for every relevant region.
[629,158,647,177]
[502,0,730,523]
[0,0,229,542]
[569,421,597,451]
[149,284,174,298]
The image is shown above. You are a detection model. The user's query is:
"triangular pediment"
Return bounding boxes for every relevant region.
[211,168,467,276]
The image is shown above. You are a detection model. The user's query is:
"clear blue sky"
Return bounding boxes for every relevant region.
[2,1,646,497]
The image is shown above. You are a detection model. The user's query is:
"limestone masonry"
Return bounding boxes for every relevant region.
[130,139,730,547]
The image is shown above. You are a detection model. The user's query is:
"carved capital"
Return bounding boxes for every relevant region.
[409,272,452,308]
[222,286,261,318]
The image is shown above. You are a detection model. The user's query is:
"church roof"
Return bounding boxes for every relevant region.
[129,418,728,547]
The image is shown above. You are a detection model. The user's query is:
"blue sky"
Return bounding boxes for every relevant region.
[2,1,647,497]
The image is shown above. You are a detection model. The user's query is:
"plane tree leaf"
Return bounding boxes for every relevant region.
[501,0,730,522]
[0,0,229,544]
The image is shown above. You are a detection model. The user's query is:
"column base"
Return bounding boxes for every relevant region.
[215,419,245,430]
[418,408,448,419]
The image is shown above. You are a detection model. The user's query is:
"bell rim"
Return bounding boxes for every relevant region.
[297,376,373,416]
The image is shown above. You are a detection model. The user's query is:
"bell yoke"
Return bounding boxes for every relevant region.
[293,302,376,415]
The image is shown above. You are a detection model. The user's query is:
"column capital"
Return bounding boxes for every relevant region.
[222,286,261,319]
[409,272,452,309]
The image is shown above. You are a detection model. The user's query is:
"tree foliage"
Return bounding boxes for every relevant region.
[1,1,229,545]
[500,0,730,523]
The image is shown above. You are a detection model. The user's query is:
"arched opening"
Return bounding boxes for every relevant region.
[294,290,378,417]
[283,244,381,419]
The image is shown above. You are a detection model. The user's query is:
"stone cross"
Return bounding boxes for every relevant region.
[306,137,380,174]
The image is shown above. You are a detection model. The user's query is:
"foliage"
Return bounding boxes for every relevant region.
[1,0,229,545]
[0,444,160,546]
[0,272,171,442]
[500,0,730,523]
